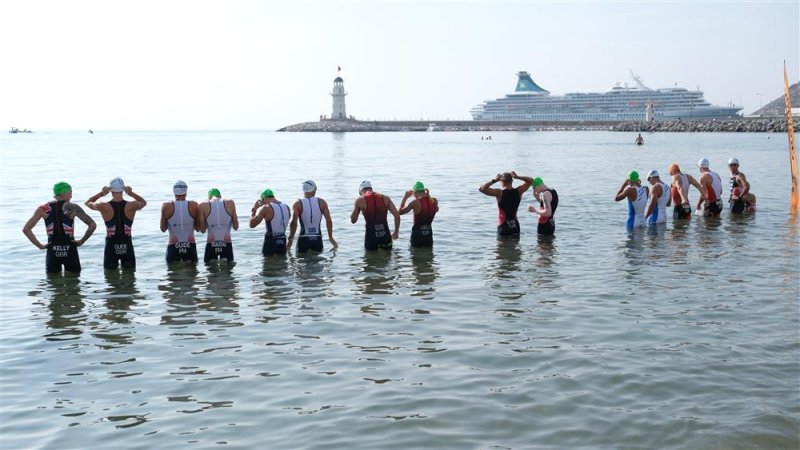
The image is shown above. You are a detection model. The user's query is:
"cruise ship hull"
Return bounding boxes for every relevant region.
[471,72,742,122]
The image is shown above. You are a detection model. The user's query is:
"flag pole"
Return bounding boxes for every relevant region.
[785,61,800,213]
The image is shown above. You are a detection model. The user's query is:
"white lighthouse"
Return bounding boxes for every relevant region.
[331,75,347,121]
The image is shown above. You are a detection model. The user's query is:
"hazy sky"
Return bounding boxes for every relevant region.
[1,0,797,130]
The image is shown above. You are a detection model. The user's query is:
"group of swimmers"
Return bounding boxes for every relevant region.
[22,156,753,274]
[615,157,756,229]
[22,178,440,274]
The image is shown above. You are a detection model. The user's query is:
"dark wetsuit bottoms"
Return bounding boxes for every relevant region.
[674,204,692,219]
[730,198,746,214]
[104,237,136,269]
[297,235,323,253]
[704,200,723,217]
[204,241,234,263]
[46,241,81,273]
[365,225,392,250]
[537,219,555,236]
[166,243,198,263]
[263,234,287,256]
[410,225,433,248]
[497,219,520,237]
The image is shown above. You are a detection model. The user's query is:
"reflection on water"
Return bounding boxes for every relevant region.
[409,247,438,298]
[487,237,522,281]
[352,250,398,299]
[36,274,85,341]
[533,235,560,291]
[159,265,200,330]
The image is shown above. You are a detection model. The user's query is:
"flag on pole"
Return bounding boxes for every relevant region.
[784,61,800,213]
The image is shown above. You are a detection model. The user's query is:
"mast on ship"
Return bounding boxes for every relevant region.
[629,70,653,91]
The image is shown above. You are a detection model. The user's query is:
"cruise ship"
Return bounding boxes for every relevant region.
[470,71,742,121]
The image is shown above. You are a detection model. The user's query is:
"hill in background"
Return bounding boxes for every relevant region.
[751,82,799,116]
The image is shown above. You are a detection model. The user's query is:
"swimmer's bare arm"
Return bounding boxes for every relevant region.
[225,200,239,231]
[67,203,96,246]
[287,200,301,243]
[160,202,172,232]
[529,191,552,216]
[686,175,705,207]
[385,196,400,240]
[319,198,337,248]
[696,174,710,209]
[512,172,534,195]
[124,186,147,211]
[85,186,111,210]
[350,197,364,224]
[399,190,417,215]
[737,173,750,197]
[614,180,633,202]
[645,185,660,218]
[22,207,48,249]
[196,202,208,233]
[249,201,270,228]
[479,174,503,198]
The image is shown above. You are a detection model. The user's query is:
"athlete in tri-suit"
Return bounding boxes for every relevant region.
[198,188,238,263]
[250,189,291,256]
[399,181,439,247]
[697,158,724,217]
[85,177,147,269]
[727,157,756,214]
[527,177,558,235]
[160,180,201,263]
[644,170,671,225]
[479,171,534,236]
[615,170,648,230]
[23,181,97,273]
[350,180,400,250]
[667,163,704,219]
[287,180,337,253]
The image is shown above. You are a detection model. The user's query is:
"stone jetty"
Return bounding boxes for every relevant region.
[279,118,798,133]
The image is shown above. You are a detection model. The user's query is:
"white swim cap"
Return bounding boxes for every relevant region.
[646,169,659,179]
[173,180,188,195]
[359,180,372,192]
[728,157,739,165]
[109,177,125,192]
[698,158,710,168]
[302,180,317,193]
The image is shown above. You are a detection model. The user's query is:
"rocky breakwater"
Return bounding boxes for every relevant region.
[278,120,412,132]
[613,118,798,133]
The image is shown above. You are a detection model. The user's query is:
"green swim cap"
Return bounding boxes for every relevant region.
[532,177,543,188]
[53,181,72,196]
[627,170,640,182]
[413,181,425,192]
[260,188,274,199]
[208,188,221,199]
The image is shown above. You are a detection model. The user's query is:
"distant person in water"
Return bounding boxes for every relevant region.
[644,170,671,225]
[160,180,201,263]
[667,163,704,219]
[479,171,534,236]
[85,177,147,269]
[250,189,291,256]
[697,158,724,217]
[399,181,438,247]
[288,180,337,252]
[635,133,644,145]
[199,188,238,263]
[350,180,400,250]
[23,181,97,273]
[727,157,756,213]
[615,170,648,230]
[527,177,558,235]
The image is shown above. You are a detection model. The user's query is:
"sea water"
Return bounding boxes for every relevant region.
[1,130,798,449]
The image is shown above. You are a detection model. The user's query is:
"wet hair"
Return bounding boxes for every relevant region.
[502,172,513,183]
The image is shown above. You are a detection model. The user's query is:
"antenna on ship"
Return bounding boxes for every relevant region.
[629,69,653,91]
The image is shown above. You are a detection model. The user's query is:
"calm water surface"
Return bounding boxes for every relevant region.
[1,131,798,449]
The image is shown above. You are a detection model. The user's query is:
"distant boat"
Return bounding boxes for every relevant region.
[89,129,94,134]
[9,127,32,134]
